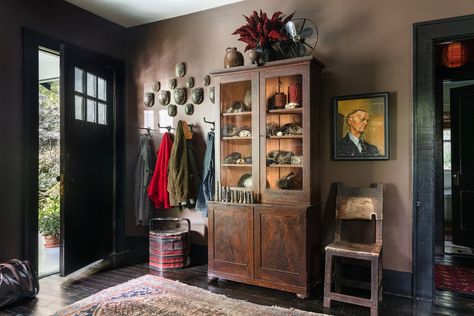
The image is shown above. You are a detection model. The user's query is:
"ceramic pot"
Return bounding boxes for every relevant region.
[43,234,59,248]
[247,49,262,65]
[224,47,244,68]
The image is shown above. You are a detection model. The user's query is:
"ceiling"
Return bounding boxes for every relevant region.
[64,0,243,27]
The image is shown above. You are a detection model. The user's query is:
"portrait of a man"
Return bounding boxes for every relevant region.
[333,93,389,160]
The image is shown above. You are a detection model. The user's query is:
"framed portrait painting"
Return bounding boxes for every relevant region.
[333,92,389,160]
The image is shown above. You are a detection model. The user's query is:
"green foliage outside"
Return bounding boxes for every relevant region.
[39,183,60,236]
[38,81,60,236]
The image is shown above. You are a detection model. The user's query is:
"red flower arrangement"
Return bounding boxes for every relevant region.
[232,10,295,51]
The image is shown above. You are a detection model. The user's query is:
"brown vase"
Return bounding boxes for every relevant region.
[43,234,59,248]
[224,47,244,68]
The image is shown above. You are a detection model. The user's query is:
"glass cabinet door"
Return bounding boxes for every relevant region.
[263,74,304,192]
[219,79,255,191]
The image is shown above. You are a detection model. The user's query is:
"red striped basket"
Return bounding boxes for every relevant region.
[149,218,191,270]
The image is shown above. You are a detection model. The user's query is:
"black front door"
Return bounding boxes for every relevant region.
[60,44,115,276]
[451,84,474,248]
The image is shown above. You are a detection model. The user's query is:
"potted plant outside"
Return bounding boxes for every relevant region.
[39,184,60,248]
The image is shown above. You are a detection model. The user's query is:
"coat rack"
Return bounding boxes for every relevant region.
[138,126,157,136]
[157,123,175,132]
[203,117,215,131]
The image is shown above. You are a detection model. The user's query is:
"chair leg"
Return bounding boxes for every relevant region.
[323,252,332,308]
[334,258,341,293]
[378,255,383,301]
[370,256,379,316]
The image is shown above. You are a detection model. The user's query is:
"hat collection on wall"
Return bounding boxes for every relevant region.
[143,62,214,118]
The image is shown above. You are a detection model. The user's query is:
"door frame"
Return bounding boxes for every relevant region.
[413,14,474,301]
[22,29,126,271]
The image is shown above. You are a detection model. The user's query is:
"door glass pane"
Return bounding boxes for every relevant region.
[265,74,303,191]
[75,95,84,120]
[98,77,107,101]
[86,99,96,122]
[98,102,107,125]
[87,73,97,97]
[74,67,83,93]
[220,80,253,189]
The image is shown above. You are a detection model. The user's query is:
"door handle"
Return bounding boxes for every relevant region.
[452,171,459,187]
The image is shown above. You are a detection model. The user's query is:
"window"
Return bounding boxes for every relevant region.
[443,128,451,170]
[74,67,108,126]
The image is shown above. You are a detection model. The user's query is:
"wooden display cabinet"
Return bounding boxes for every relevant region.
[209,56,324,298]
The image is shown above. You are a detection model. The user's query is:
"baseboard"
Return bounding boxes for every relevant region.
[125,235,148,254]
[383,269,413,297]
[191,244,208,265]
[338,260,412,297]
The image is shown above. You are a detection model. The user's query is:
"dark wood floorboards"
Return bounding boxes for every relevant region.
[1,258,473,315]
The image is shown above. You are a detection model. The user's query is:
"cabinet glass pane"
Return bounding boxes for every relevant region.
[74,67,84,93]
[220,80,253,189]
[87,73,97,97]
[74,95,84,120]
[86,99,96,123]
[265,74,303,191]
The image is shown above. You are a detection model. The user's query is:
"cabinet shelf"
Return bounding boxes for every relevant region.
[267,135,303,139]
[222,136,252,140]
[222,111,252,117]
[268,108,303,115]
[221,164,252,167]
[267,164,303,168]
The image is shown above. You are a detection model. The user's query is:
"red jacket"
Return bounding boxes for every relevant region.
[148,132,173,209]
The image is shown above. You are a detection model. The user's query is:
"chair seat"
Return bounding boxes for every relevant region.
[325,240,382,258]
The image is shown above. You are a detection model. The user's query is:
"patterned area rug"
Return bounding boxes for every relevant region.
[53,274,326,316]
[435,264,474,295]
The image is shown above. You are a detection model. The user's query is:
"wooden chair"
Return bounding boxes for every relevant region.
[323,182,383,316]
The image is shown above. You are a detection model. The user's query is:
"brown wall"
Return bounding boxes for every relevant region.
[127,0,474,273]
[0,0,126,262]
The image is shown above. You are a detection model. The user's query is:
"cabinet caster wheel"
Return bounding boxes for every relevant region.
[296,293,309,299]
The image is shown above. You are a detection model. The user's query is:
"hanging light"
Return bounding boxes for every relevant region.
[442,42,469,68]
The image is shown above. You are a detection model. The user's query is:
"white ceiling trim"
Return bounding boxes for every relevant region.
[65,0,243,27]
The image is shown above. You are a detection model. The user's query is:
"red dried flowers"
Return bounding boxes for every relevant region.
[232,10,295,51]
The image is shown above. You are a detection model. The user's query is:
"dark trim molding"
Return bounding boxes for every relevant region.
[413,14,474,302]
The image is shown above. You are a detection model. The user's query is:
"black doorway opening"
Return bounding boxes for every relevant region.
[413,14,474,302]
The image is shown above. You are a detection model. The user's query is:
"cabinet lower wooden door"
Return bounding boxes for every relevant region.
[254,206,307,287]
[208,204,253,279]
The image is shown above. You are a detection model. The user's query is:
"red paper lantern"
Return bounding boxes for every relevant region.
[442,42,469,68]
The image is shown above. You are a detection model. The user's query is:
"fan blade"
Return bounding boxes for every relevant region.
[298,43,307,56]
[299,27,314,39]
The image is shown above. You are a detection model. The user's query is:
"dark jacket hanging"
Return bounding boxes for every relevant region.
[168,120,200,206]
[196,131,215,216]
[134,135,155,226]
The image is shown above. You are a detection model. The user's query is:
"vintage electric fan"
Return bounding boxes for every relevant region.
[279,18,319,58]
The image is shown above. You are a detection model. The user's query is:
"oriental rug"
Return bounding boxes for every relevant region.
[435,264,474,295]
[53,274,326,316]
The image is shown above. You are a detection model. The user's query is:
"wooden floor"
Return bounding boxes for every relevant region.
[2,257,473,315]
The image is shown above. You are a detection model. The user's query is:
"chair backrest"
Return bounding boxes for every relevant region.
[335,182,384,244]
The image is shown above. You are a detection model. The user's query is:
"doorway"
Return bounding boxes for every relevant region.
[23,30,126,277]
[413,14,474,302]
[38,48,61,276]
